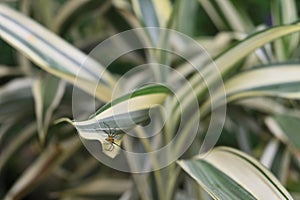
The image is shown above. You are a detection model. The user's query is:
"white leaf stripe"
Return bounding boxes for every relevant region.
[178,147,293,200]
[183,23,300,105]
[224,66,300,96]
[70,84,170,158]
[178,160,256,200]
[74,109,149,131]
[0,4,116,97]
[207,147,293,199]
[90,84,171,118]
[202,65,300,112]
[0,9,96,81]
[33,75,66,144]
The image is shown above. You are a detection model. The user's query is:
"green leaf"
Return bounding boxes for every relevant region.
[32,74,65,145]
[0,4,115,102]
[178,147,293,200]
[131,0,172,46]
[0,78,34,121]
[201,64,300,114]
[0,65,23,77]
[198,0,228,30]
[199,0,254,32]
[266,114,300,152]
[184,22,300,102]
[3,137,81,200]
[52,0,109,35]
[132,0,159,27]
[67,84,171,158]
[271,0,299,59]
[260,140,290,183]
[174,0,197,35]
[56,177,131,197]
[0,122,36,172]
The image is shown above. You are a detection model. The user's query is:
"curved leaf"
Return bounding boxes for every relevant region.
[32,74,65,145]
[266,115,300,152]
[182,22,300,103]
[178,147,293,200]
[3,138,81,200]
[202,65,300,114]
[69,84,171,158]
[0,4,115,102]
[52,0,109,35]
[0,78,34,121]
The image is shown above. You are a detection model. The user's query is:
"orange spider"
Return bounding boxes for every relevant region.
[103,123,121,151]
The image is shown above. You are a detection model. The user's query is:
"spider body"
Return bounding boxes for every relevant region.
[102,123,121,151]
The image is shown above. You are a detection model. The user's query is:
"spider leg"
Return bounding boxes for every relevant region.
[112,141,121,148]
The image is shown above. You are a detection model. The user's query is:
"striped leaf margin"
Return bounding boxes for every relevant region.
[0,4,115,102]
[63,84,171,158]
[201,64,300,114]
[178,147,293,200]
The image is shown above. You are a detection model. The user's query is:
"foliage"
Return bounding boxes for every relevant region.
[1,0,300,199]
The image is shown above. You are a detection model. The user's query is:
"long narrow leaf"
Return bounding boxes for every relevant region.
[52,0,109,35]
[64,84,171,158]
[32,74,65,145]
[266,115,300,152]
[0,4,115,102]
[178,147,293,200]
[4,137,81,200]
[0,78,34,121]
[202,65,300,114]
[183,22,300,103]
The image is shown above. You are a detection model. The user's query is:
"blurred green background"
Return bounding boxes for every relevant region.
[1,0,300,200]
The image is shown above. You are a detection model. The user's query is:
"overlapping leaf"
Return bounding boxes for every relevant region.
[32,74,65,145]
[65,84,171,158]
[0,4,116,102]
[201,64,300,114]
[178,147,293,200]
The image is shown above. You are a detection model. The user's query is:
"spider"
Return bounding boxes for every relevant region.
[102,123,121,151]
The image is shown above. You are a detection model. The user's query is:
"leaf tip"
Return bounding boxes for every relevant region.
[54,117,74,126]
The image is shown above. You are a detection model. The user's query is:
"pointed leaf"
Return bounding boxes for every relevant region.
[0,4,115,102]
[0,78,34,121]
[178,147,293,200]
[32,74,65,144]
[68,84,171,158]
[202,65,300,114]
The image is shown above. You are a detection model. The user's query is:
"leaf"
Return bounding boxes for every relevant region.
[153,0,172,27]
[198,0,228,30]
[52,0,109,35]
[202,64,300,114]
[0,122,36,172]
[184,22,300,102]
[132,0,160,27]
[178,147,293,200]
[225,65,300,100]
[271,0,299,59]
[0,65,23,77]
[0,78,34,121]
[68,84,171,158]
[56,177,131,197]
[0,4,115,102]
[174,0,198,35]
[260,140,291,183]
[199,0,253,32]
[172,22,300,124]
[131,0,169,44]
[266,115,300,152]
[3,137,81,200]
[32,74,65,145]
[235,97,300,117]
